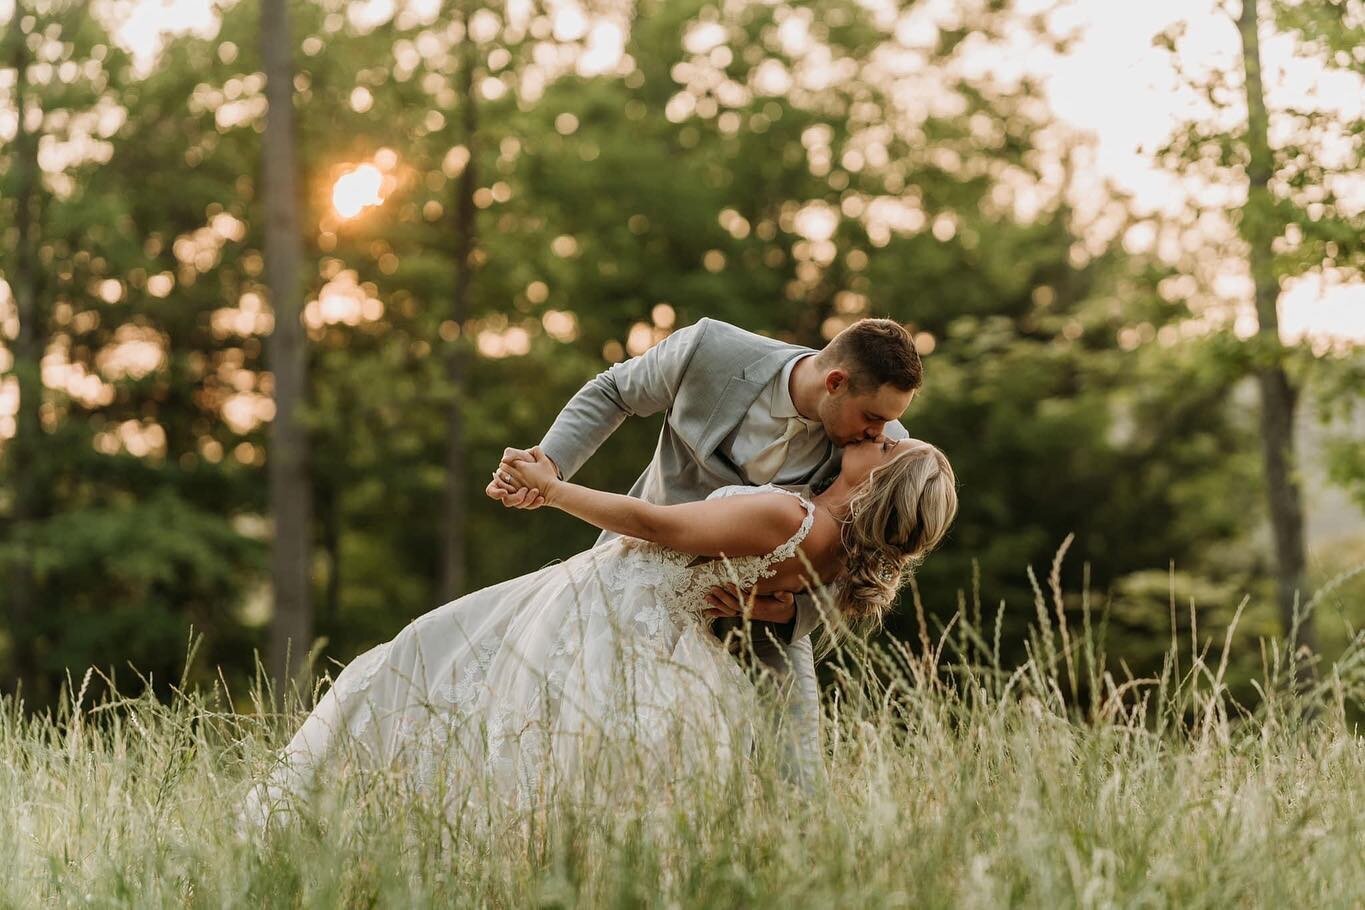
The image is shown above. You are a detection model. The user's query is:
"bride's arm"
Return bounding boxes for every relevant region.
[502,447,806,558]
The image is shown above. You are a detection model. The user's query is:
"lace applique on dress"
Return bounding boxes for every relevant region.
[327,640,393,702]
[435,632,501,713]
[593,483,815,628]
[668,484,816,612]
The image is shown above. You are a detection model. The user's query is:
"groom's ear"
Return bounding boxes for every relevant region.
[824,369,847,395]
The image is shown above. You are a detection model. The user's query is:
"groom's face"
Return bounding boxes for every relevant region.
[819,373,915,447]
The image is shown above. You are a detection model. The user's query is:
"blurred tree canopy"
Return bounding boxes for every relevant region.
[0,0,1359,711]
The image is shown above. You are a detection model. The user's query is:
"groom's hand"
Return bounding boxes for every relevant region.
[703,585,796,624]
[486,447,551,509]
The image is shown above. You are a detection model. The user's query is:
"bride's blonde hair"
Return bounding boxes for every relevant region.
[835,442,957,627]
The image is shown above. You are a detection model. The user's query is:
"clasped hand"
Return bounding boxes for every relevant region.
[488,446,557,507]
[485,446,552,509]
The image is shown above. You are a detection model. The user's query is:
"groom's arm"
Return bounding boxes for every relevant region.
[537,318,712,482]
[789,591,823,644]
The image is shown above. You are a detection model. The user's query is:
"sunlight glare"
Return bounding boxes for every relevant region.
[114,0,219,74]
[332,164,385,219]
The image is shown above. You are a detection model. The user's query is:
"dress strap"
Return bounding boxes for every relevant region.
[760,486,817,568]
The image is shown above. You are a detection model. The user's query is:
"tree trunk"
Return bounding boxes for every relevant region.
[5,7,45,694]
[439,3,479,600]
[1236,0,1315,655]
[261,0,314,696]
[322,478,341,629]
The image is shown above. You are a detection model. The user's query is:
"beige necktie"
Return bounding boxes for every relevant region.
[744,417,807,484]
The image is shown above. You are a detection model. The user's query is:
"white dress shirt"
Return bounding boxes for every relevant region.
[720,353,830,486]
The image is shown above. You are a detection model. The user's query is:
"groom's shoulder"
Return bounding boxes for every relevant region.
[686,317,804,356]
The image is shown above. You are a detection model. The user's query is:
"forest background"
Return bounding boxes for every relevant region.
[1,0,1362,713]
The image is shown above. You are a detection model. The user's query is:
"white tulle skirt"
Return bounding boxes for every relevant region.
[237,536,759,831]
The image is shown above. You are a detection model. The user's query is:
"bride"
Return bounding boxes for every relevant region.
[238,436,956,830]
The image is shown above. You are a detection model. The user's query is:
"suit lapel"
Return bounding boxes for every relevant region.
[695,375,764,466]
[693,346,810,475]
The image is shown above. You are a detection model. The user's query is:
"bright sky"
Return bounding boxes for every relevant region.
[1030,0,1364,349]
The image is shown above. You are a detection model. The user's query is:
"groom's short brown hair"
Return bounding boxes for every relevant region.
[818,318,923,393]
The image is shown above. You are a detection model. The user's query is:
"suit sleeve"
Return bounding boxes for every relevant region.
[788,591,822,643]
[538,318,710,482]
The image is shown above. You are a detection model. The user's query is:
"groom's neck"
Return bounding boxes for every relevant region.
[790,354,824,421]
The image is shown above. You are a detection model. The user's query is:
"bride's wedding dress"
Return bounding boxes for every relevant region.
[238,484,816,828]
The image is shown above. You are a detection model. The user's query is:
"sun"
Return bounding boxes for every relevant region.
[331,164,385,219]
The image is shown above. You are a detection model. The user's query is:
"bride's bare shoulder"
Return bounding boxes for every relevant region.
[724,489,808,523]
[657,487,813,558]
[802,509,842,550]
[718,490,810,551]
[760,506,844,586]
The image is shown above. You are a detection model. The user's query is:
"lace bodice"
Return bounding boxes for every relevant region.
[603,483,817,622]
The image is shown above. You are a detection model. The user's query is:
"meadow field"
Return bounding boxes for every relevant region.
[3,562,1361,909]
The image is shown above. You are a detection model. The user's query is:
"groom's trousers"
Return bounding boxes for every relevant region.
[723,619,825,795]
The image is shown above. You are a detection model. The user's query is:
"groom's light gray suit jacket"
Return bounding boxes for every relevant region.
[538,317,907,787]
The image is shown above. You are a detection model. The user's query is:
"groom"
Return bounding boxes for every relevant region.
[487,316,921,788]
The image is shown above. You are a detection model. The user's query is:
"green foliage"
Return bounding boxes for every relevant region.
[0,490,263,703]
[1314,351,1365,510]
[0,0,1358,711]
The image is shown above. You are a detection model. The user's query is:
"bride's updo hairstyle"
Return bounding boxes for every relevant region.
[837,442,957,625]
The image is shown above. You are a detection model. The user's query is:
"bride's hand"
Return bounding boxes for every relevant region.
[500,446,560,503]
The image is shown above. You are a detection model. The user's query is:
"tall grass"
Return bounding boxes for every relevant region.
[2,550,1362,908]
